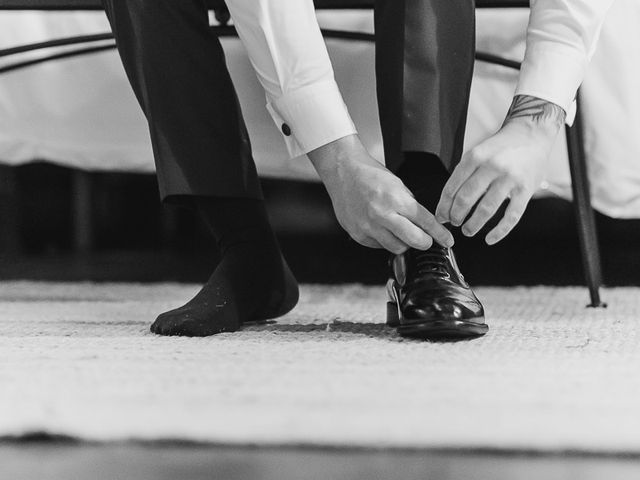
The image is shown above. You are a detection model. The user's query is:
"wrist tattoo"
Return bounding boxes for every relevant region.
[504,95,566,129]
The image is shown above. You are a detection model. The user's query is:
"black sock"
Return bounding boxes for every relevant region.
[398,153,506,237]
[396,152,450,213]
[151,197,299,336]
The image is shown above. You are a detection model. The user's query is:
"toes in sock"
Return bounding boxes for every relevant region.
[151,197,298,337]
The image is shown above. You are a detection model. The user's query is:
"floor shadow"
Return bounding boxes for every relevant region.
[244,321,479,343]
[245,321,392,337]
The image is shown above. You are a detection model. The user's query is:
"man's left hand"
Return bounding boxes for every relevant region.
[435,95,566,245]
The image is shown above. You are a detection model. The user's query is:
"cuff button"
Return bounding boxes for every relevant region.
[281,123,291,136]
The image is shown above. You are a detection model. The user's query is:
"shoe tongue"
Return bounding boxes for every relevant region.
[412,246,449,277]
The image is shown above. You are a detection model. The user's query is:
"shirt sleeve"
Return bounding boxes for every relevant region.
[515,0,616,122]
[224,0,357,158]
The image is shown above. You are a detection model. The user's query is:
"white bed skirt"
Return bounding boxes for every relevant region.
[1,3,639,217]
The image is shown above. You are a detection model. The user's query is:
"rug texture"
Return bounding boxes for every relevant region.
[1,281,640,452]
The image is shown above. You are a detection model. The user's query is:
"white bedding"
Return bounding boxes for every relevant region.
[0,3,639,217]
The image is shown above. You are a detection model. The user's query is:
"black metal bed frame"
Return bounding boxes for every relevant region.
[0,0,605,307]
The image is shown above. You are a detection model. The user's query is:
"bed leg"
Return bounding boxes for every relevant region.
[566,91,606,308]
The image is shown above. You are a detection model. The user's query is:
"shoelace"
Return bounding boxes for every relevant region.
[413,246,449,277]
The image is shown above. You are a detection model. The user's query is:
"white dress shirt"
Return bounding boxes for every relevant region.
[515,0,616,121]
[226,0,615,159]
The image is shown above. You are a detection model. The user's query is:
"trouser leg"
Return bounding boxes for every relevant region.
[374,0,476,173]
[101,0,262,202]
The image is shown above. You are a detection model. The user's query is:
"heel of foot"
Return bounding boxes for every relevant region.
[254,262,299,321]
[257,279,299,321]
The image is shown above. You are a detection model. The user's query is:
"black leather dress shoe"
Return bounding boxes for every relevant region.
[386,245,488,339]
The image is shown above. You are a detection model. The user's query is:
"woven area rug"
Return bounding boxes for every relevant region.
[2,281,640,453]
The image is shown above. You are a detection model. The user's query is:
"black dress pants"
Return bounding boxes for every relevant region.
[102,0,262,202]
[102,0,475,202]
[375,0,475,173]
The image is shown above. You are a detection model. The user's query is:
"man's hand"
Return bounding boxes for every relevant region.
[435,95,566,245]
[308,135,454,254]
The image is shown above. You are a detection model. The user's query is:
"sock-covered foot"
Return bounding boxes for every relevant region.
[151,197,299,337]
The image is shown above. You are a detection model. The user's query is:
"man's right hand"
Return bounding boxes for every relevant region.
[307,135,454,254]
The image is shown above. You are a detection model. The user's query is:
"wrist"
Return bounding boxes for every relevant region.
[307,134,367,179]
[502,95,566,137]
[503,115,561,139]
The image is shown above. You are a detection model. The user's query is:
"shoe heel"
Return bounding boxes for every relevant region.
[387,302,400,327]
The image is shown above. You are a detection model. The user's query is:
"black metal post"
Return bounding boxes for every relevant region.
[565,91,606,307]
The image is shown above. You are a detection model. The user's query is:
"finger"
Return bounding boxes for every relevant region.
[447,168,498,227]
[380,213,433,250]
[354,236,384,250]
[485,191,529,245]
[373,228,409,255]
[402,202,455,248]
[461,178,512,237]
[435,152,480,222]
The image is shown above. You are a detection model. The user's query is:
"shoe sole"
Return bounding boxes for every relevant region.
[387,301,488,340]
[242,319,274,326]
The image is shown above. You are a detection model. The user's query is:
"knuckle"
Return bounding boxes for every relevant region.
[510,177,527,190]
[498,220,511,230]
[357,222,374,237]
[506,212,521,224]
[366,204,381,220]
[462,224,477,236]
[491,163,509,176]
[517,185,533,197]
[472,146,491,162]
[402,231,419,247]
[351,232,367,244]
[385,193,402,210]
[409,234,429,249]
[372,207,392,224]
[388,242,406,255]
[396,195,416,213]
[422,215,437,228]
[477,203,496,216]
[370,183,385,196]
[467,150,482,165]
[492,227,507,239]
[440,185,455,200]
[450,211,466,224]
[395,245,408,255]
[368,187,386,205]
[487,154,508,170]
[357,220,371,233]
[390,177,407,191]
[453,195,471,210]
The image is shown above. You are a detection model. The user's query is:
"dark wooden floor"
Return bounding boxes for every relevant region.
[3,441,640,480]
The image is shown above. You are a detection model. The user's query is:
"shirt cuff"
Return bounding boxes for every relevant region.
[266,80,357,158]
[515,43,586,125]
